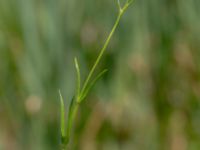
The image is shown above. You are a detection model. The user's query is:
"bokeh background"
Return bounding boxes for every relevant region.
[1,0,200,150]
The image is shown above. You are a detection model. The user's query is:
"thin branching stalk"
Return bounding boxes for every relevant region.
[80,0,133,100]
[59,1,134,149]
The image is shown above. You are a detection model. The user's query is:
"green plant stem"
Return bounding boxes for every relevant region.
[60,1,133,149]
[60,97,80,149]
[65,102,79,144]
[80,12,123,98]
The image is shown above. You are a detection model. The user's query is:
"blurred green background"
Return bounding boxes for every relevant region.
[1,0,200,150]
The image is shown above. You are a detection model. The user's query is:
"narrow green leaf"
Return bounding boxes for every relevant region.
[80,69,108,102]
[74,57,81,100]
[59,90,66,138]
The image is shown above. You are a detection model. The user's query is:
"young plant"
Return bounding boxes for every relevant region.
[59,0,133,149]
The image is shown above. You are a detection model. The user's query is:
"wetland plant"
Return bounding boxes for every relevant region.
[59,0,134,149]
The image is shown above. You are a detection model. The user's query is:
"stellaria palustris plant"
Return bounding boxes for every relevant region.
[59,0,134,149]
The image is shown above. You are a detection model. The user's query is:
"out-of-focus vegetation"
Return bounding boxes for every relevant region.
[0,0,200,150]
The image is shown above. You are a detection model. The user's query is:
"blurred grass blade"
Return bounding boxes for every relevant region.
[80,69,108,102]
[59,90,66,138]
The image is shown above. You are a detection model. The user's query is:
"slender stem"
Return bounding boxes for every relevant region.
[65,102,79,143]
[81,12,123,97]
[61,102,79,150]
[60,1,133,149]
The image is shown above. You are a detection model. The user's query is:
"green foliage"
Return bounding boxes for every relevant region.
[59,1,134,149]
[1,0,200,149]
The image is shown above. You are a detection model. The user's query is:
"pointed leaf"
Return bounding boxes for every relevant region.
[80,69,108,102]
[74,57,81,100]
[59,90,66,138]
